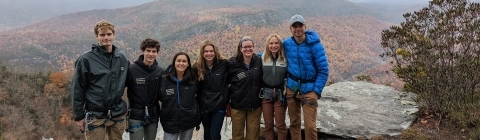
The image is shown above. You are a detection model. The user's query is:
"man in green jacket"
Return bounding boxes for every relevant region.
[71,20,129,139]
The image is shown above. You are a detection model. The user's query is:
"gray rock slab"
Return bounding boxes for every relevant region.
[310,81,418,139]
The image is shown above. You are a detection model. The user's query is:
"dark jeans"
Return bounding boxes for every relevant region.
[201,109,226,140]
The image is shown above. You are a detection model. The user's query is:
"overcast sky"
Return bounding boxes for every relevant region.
[346,0,479,4]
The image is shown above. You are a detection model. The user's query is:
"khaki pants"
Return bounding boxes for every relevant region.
[85,114,126,140]
[262,99,287,140]
[286,88,318,140]
[231,107,262,140]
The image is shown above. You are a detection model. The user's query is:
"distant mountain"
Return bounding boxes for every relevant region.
[0,0,154,30]
[0,0,396,82]
[349,0,480,24]
[354,3,426,24]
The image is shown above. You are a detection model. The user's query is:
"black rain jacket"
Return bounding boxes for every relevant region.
[71,44,129,121]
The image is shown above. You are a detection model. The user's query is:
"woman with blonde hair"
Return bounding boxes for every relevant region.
[260,34,288,140]
[193,40,229,140]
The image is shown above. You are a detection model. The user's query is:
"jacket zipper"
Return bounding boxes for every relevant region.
[297,44,301,94]
[272,58,277,98]
[207,67,212,113]
[106,54,114,114]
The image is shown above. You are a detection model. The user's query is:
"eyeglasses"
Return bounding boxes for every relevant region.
[241,46,254,49]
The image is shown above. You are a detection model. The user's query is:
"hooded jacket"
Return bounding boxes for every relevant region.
[227,55,263,110]
[126,55,164,120]
[194,59,229,113]
[283,30,329,97]
[159,65,201,133]
[71,44,129,121]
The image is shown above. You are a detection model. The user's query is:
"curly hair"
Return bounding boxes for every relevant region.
[140,38,161,52]
[94,20,115,35]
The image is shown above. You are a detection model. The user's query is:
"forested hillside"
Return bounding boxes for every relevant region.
[0,0,393,82]
[0,0,154,30]
[0,62,79,139]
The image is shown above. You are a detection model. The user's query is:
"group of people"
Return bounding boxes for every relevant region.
[71,14,329,140]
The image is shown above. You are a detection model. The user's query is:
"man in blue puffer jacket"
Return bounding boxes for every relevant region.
[283,14,329,140]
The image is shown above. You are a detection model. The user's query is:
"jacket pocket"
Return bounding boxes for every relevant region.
[180,86,197,108]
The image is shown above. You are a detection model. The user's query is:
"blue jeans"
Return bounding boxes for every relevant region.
[200,109,226,140]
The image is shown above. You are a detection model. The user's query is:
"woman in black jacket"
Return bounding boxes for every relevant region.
[193,40,229,140]
[228,36,263,140]
[159,52,200,140]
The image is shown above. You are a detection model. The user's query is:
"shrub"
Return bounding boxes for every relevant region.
[380,0,480,127]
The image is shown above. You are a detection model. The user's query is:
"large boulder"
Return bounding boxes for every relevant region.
[303,81,418,139]
[122,81,418,139]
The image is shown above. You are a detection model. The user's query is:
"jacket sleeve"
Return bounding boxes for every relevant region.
[312,42,329,97]
[71,57,89,121]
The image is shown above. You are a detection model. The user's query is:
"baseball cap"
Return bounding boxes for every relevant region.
[290,14,305,26]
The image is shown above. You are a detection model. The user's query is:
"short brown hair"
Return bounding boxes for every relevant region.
[94,20,115,35]
[140,38,161,52]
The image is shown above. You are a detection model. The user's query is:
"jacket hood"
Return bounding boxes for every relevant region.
[163,65,188,84]
[305,30,321,45]
[92,44,126,58]
[134,55,158,70]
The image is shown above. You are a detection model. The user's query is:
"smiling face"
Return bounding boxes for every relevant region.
[95,28,115,48]
[142,47,158,65]
[268,37,281,55]
[290,22,306,38]
[175,54,189,73]
[241,40,254,57]
[203,45,215,63]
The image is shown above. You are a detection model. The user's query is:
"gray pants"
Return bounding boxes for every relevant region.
[163,128,194,140]
[128,119,158,140]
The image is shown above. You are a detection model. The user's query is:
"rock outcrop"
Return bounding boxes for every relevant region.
[122,81,418,139]
[308,81,418,139]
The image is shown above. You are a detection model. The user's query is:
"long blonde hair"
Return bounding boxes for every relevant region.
[262,34,286,63]
[194,40,224,81]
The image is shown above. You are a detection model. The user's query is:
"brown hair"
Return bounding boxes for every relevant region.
[166,52,196,84]
[195,40,224,81]
[94,20,115,35]
[140,38,161,52]
[235,36,254,62]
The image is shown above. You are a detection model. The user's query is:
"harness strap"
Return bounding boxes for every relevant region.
[287,73,315,83]
[85,104,116,112]
[129,104,156,109]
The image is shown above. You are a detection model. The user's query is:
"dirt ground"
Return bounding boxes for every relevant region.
[407,117,471,140]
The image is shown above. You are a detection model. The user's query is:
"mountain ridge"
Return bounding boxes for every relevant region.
[0,0,395,82]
